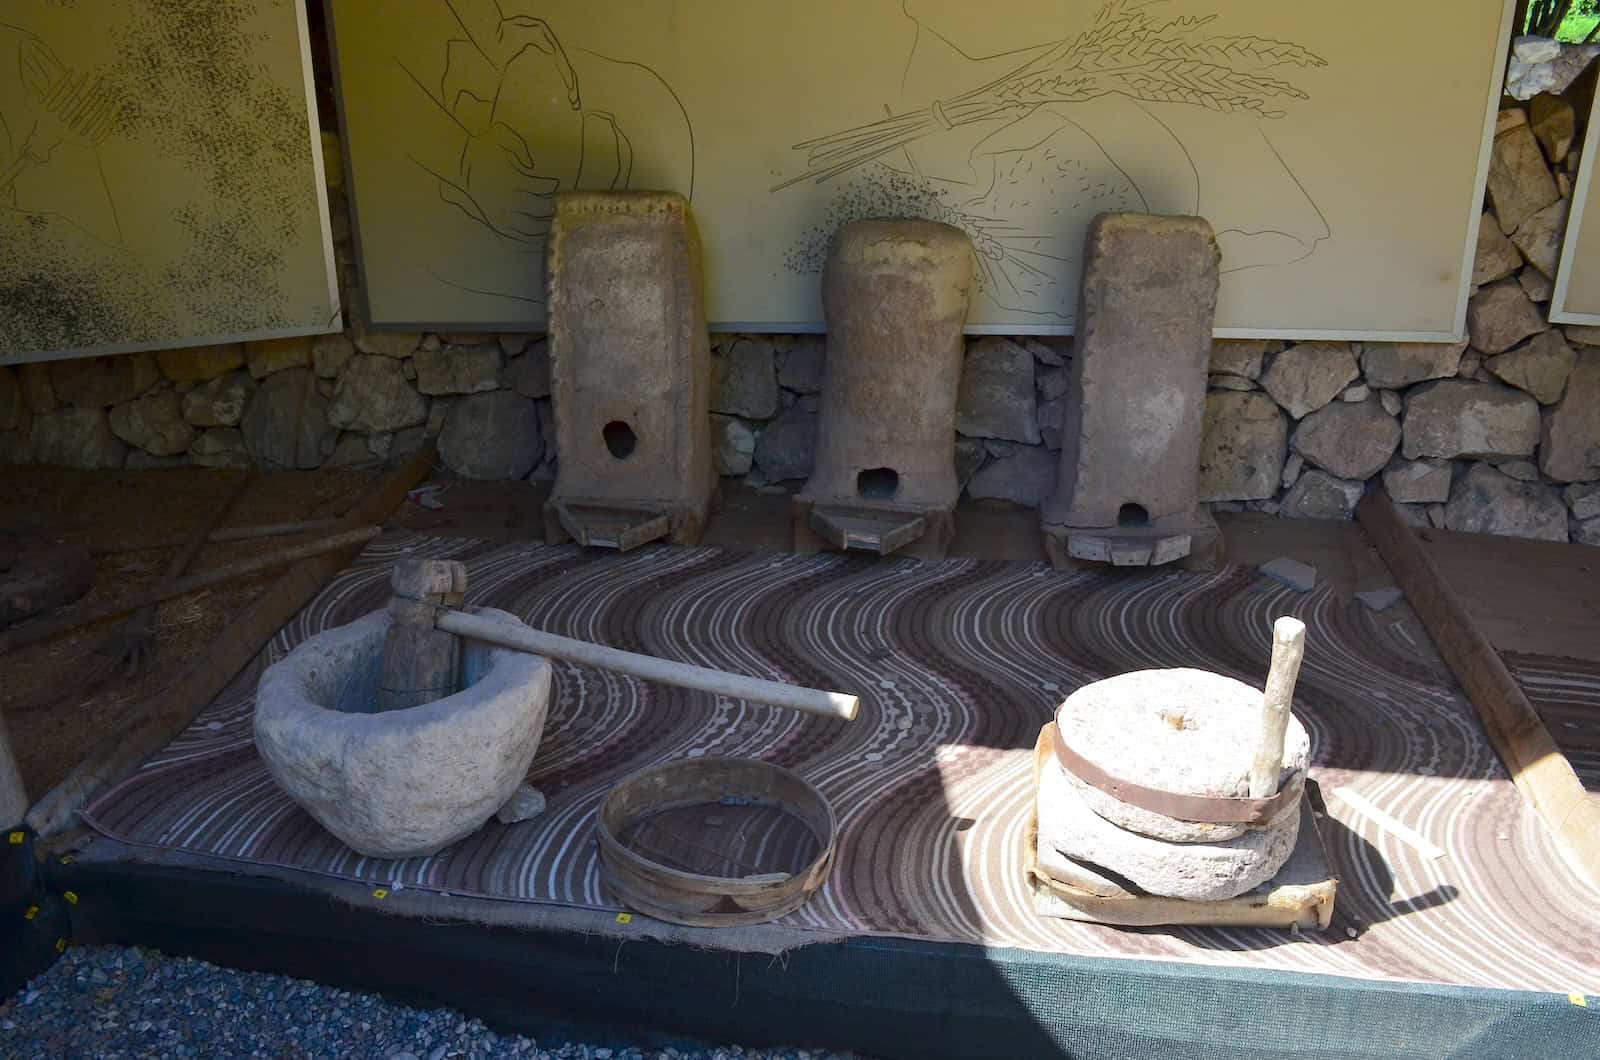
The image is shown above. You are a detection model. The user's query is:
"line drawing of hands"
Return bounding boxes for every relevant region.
[407,2,587,246]
[2,23,126,245]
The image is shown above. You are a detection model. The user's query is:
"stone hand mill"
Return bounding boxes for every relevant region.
[1037,617,1311,901]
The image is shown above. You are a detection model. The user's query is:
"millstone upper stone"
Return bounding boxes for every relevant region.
[1054,668,1310,843]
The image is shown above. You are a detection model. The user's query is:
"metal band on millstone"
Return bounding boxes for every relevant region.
[1052,724,1300,826]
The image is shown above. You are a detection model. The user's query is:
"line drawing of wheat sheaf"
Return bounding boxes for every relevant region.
[775,1,1331,320]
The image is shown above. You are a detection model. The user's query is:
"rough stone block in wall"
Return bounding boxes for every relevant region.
[1540,350,1600,482]
[1472,213,1523,286]
[438,392,542,480]
[328,355,428,433]
[312,334,355,379]
[1383,458,1452,505]
[156,343,245,382]
[1486,331,1575,405]
[1259,343,1358,419]
[712,338,780,420]
[1445,463,1568,542]
[508,340,551,399]
[1511,197,1569,278]
[955,338,1039,444]
[242,368,337,470]
[413,345,502,396]
[1360,340,1465,390]
[777,336,825,394]
[1468,279,1547,354]
[0,366,23,432]
[1198,391,1285,502]
[50,353,159,408]
[1280,469,1363,521]
[1487,108,1560,233]
[110,391,194,457]
[182,371,254,428]
[1402,380,1540,461]
[1291,398,1399,481]
[1209,340,1279,382]
[30,407,126,469]
[246,336,313,380]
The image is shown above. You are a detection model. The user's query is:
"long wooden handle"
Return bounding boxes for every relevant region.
[437,609,859,722]
[1251,616,1306,798]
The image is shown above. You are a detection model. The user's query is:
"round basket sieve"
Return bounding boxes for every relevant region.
[595,757,837,928]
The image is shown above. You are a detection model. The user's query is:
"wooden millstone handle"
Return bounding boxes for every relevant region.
[1251,616,1306,798]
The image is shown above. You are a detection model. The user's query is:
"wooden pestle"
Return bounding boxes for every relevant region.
[1250,616,1307,798]
[378,559,466,712]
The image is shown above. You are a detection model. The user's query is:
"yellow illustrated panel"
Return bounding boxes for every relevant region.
[331,0,1512,338]
[0,0,339,363]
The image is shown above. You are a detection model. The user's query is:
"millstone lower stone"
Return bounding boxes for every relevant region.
[1036,753,1300,901]
[254,607,552,859]
[1053,668,1310,843]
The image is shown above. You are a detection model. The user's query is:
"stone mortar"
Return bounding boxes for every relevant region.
[254,607,551,859]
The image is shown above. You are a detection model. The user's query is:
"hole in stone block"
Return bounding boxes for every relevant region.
[1117,503,1150,528]
[603,420,638,460]
[856,467,900,499]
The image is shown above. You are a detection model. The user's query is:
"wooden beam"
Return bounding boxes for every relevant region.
[0,527,380,656]
[24,448,437,838]
[0,708,24,829]
[1356,492,1600,891]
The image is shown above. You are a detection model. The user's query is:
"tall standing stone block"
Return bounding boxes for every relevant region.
[794,219,973,561]
[544,192,717,550]
[1041,213,1222,569]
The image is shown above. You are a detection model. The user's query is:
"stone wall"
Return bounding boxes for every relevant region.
[3,94,1598,549]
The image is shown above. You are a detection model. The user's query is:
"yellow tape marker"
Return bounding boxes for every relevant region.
[23,905,39,921]
[1571,993,1588,1008]
[62,891,79,905]
[54,938,66,953]
[615,913,633,924]
[371,887,388,900]
[8,831,23,845]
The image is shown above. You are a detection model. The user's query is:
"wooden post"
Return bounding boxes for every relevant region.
[378,559,465,712]
[0,709,25,829]
[1356,492,1600,892]
[0,527,380,656]
[1251,616,1306,798]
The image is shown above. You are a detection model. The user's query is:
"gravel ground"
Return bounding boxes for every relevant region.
[1,945,863,1060]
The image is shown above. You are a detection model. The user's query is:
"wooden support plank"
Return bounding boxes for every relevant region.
[90,515,343,555]
[1356,492,1600,891]
[0,708,24,829]
[0,528,380,656]
[23,448,437,838]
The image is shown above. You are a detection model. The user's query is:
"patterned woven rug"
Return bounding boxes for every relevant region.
[82,536,1600,995]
